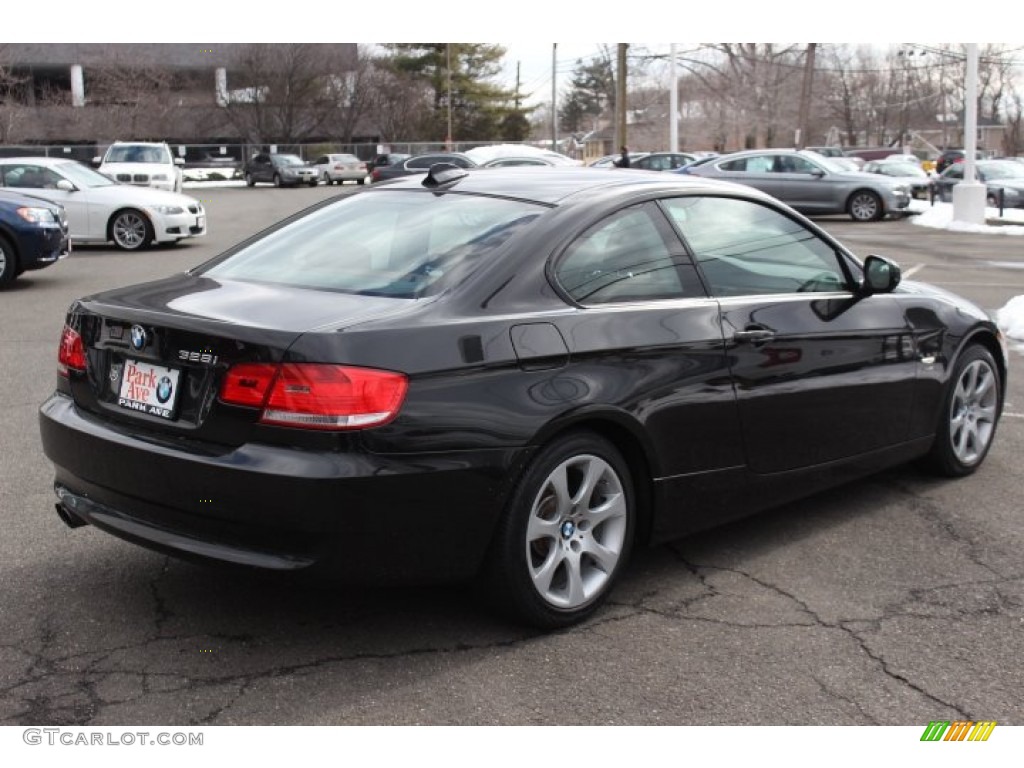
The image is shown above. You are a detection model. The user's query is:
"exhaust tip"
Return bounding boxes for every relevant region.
[54,486,89,529]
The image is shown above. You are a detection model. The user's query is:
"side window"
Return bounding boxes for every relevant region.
[314,156,328,165]
[554,204,701,304]
[786,156,819,174]
[5,164,48,189]
[945,166,964,180]
[663,196,849,297]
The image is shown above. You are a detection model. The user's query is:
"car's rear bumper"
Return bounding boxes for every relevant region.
[40,393,525,583]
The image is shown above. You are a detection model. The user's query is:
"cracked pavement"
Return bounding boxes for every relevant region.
[1,192,1021,726]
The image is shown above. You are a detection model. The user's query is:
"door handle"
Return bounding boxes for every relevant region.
[734,329,775,343]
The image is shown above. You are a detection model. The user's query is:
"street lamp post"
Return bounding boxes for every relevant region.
[953,43,985,224]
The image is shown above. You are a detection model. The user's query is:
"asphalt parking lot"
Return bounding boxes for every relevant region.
[1,185,1022,727]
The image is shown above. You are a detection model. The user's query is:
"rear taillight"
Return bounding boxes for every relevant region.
[219,363,408,430]
[58,325,86,376]
[371,169,381,181]
[220,363,277,407]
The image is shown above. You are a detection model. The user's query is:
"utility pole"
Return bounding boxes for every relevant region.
[616,44,628,152]
[552,44,558,153]
[669,43,678,153]
[446,43,453,150]
[515,61,521,110]
[795,43,816,149]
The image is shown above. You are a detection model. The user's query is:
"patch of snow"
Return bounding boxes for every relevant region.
[910,200,1024,235]
[997,295,1024,341]
[183,180,246,189]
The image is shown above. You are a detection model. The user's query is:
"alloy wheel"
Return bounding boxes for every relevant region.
[949,358,999,466]
[525,453,628,610]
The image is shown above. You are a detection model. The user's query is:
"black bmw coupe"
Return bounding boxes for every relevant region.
[40,165,1007,628]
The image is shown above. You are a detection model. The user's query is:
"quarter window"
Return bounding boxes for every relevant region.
[663,196,849,297]
[554,204,701,304]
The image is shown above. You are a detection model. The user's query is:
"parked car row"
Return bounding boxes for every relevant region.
[0,157,206,260]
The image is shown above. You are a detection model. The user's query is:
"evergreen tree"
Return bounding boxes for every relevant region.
[382,44,531,142]
[559,57,615,133]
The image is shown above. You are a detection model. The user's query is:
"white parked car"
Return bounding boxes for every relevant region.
[94,141,185,193]
[0,157,206,251]
[310,153,368,185]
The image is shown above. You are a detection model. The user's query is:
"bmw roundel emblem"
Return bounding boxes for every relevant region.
[156,375,173,404]
[130,324,147,350]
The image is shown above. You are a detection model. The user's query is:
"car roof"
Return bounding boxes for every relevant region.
[364,165,767,206]
[0,156,80,167]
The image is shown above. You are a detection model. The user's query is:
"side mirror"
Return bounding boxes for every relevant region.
[91,156,102,166]
[810,169,825,178]
[861,254,901,296]
[56,180,75,192]
[174,157,185,167]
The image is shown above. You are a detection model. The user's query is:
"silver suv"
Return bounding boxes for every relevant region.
[94,141,184,193]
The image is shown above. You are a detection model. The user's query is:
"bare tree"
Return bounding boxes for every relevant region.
[363,58,432,142]
[220,44,357,144]
[0,45,31,143]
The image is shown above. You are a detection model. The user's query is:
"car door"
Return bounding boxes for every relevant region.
[250,154,272,182]
[663,195,916,474]
[769,154,838,212]
[713,154,781,198]
[551,202,742,477]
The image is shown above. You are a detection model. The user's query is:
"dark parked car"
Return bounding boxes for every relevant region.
[681,148,911,221]
[934,159,1024,208]
[935,149,986,175]
[627,152,697,171]
[40,167,1006,628]
[0,189,69,287]
[370,152,477,183]
[243,153,319,187]
[366,153,411,175]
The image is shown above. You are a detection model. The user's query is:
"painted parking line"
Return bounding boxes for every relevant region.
[903,264,925,278]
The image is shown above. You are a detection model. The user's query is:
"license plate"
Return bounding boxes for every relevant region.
[117,359,181,420]
[196,215,205,229]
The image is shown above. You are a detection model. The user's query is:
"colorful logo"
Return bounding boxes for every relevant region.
[921,721,997,742]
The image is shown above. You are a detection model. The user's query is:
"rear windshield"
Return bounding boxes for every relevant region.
[200,191,545,298]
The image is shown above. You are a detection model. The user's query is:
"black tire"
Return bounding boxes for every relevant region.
[926,345,1002,477]
[483,431,635,628]
[0,234,18,288]
[109,209,153,251]
[245,172,255,187]
[273,174,282,188]
[357,177,366,185]
[308,179,317,187]
[848,190,883,222]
